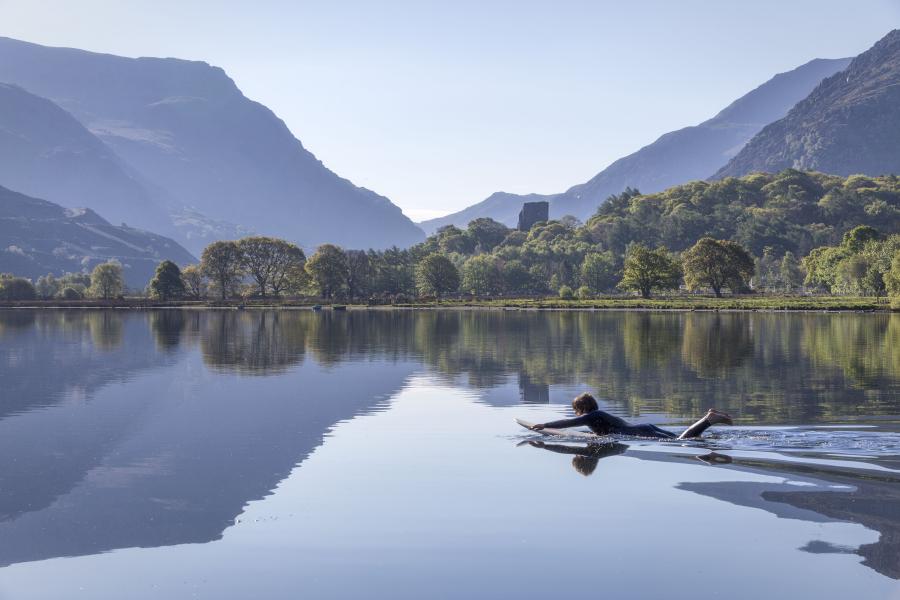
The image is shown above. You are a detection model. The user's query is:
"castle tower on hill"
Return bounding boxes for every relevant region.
[517,201,549,231]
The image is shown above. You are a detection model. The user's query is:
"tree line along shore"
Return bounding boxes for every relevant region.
[2,170,900,310]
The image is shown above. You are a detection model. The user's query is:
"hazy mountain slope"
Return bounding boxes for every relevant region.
[0,185,195,287]
[421,57,851,234]
[715,30,900,179]
[0,37,424,250]
[0,83,170,233]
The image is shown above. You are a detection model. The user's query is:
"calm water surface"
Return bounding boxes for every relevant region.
[0,309,898,599]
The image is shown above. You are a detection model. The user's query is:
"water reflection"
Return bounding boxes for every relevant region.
[524,439,900,579]
[127,309,900,423]
[0,309,898,579]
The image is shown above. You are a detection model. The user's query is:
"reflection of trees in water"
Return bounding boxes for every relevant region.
[156,310,900,424]
[87,312,123,351]
[803,314,900,389]
[5,309,894,423]
[680,314,753,378]
[201,311,308,375]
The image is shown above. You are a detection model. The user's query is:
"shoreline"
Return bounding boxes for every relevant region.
[0,296,894,313]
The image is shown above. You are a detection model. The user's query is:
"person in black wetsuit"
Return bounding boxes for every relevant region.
[530,393,733,440]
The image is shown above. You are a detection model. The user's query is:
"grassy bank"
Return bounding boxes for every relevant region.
[0,295,893,311]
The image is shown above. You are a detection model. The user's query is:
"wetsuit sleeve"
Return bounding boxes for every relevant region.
[541,415,594,429]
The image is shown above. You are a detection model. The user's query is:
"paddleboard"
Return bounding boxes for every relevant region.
[515,418,598,440]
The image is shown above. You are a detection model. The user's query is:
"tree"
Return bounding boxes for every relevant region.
[580,252,617,293]
[237,236,305,297]
[268,240,306,297]
[461,254,504,296]
[466,218,509,252]
[886,252,900,296]
[558,285,574,300]
[618,244,681,299]
[201,241,243,300]
[501,260,533,295]
[415,253,460,298]
[803,246,849,292]
[841,225,881,253]
[35,274,60,299]
[88,261,124,300]
[346,250,373,300]
[0,276,37,301]
[779,251,803,292]
[305,244,349,299]
[681,238,755,297]
[181,264,207,299]
[149,260,185,301]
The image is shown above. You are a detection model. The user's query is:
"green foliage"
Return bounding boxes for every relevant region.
[682,238,755,297]
[149,260,185,301]
[0,275,37,301]
[779,251,804,292]
[558,285,574,300]
[237,236,306,297]
[803,228,899,296]
[466,218,510,252]
[841,225,881,253]
[415,253,460,297]
[461,254,504,296]
[575,285,592,300]
[580,251,617,293]
[35,274,59,299]
[201,241,244,300]
[586,170,900,257]
[88,261,124,300]
[618,244,682,299]
[60,287,82,300]
[886,252,900,296]
[180,264,206,299]
[305,244,349,299]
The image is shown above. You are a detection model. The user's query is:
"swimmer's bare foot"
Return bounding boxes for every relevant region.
[706,409,733,426]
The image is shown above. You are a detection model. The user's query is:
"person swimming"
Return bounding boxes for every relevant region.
[529,393,733,440]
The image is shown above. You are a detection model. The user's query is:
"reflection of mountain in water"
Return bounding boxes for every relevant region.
[0,310,418,566]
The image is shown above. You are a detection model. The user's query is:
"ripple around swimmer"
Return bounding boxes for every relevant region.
[514,426,900,459]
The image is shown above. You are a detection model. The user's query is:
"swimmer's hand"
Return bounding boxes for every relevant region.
[531,423,545,431]
[528,440,546,448]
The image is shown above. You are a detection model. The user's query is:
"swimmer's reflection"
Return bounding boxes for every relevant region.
[525,440,627,476]
[523,440,732,476]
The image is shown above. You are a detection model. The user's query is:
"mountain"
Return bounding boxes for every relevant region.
[715,30,900,179]
[421,57,851,234]
[0,37,424,252]
[0,82,172,233]
[0,185,195,287]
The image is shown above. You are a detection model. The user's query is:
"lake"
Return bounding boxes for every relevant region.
[0,308,898,599]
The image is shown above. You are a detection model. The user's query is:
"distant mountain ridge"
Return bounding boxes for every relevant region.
[0,37,425,252]
[0,82,171,233]
[421,56,851,234]
[0,185,195,287]
[715,29,900,179]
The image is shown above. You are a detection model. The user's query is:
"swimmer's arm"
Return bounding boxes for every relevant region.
[531,415,592,431]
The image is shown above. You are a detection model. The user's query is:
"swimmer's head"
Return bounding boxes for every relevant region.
[572,393,599,416]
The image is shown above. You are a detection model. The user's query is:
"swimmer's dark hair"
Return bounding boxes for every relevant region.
[572,455,598,476]
[572,393,599,415]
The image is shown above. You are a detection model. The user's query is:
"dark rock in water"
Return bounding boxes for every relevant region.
[518,201,549,232]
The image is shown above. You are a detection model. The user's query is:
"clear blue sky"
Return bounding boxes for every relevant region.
[3,0,898,220]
